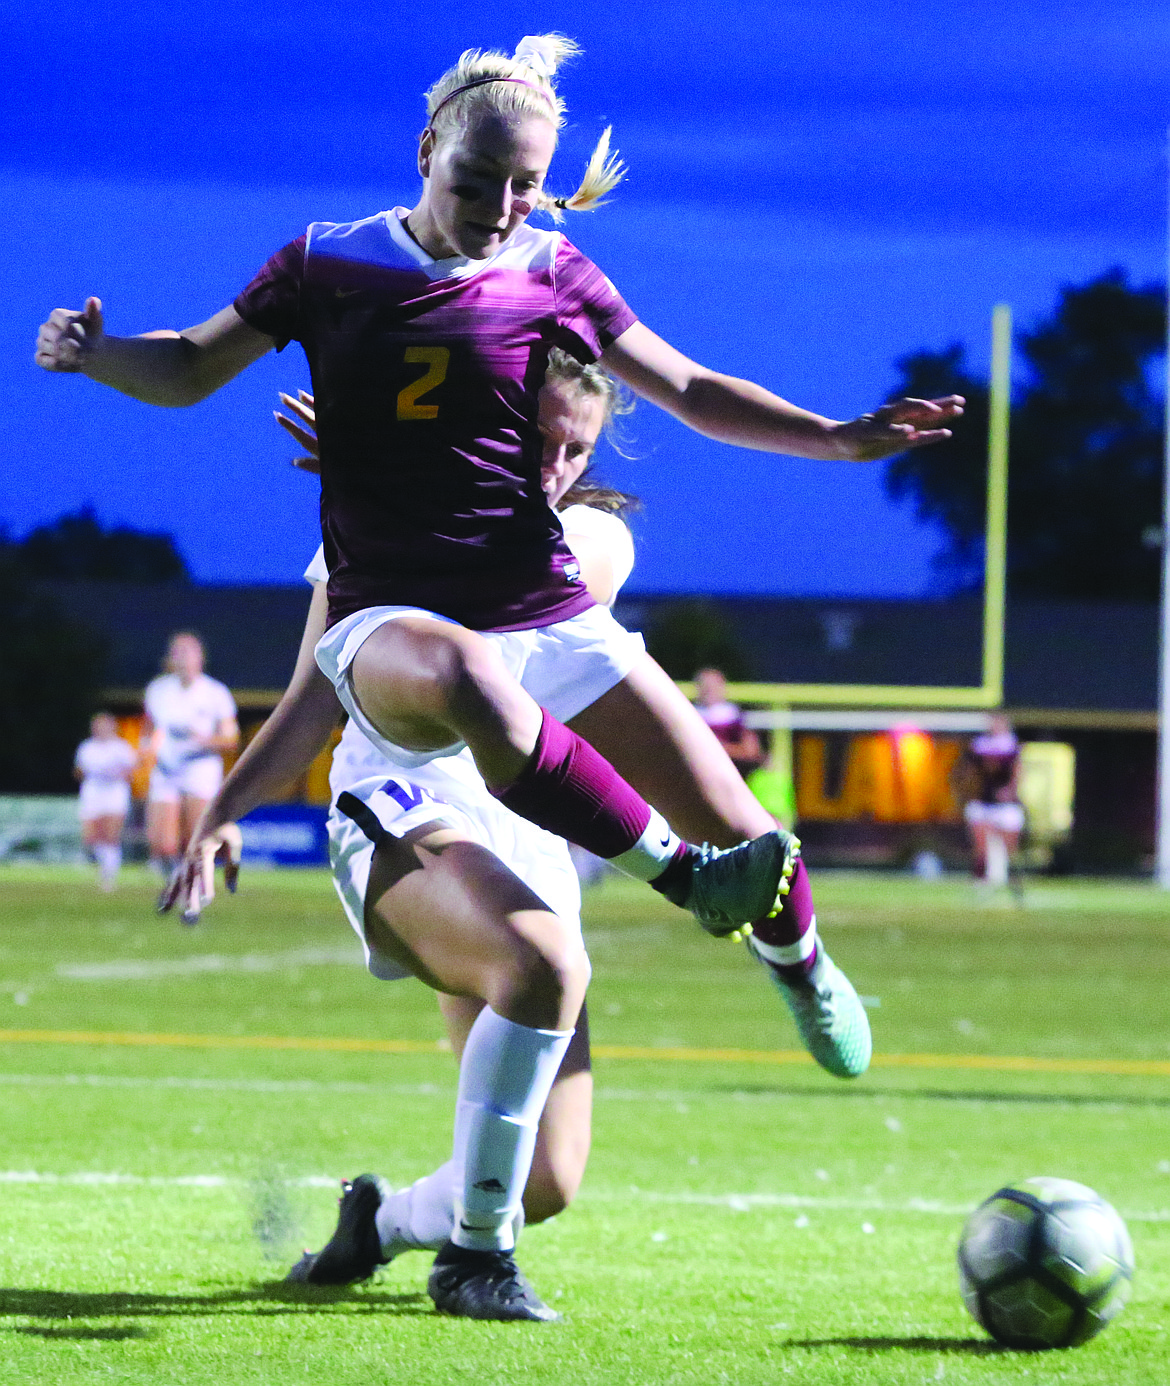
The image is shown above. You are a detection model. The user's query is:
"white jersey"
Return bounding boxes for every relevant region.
[144,673,236,775]
[75,736,137,822]
[75,736,137,787]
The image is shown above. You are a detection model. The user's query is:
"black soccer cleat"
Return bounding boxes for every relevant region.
[427,1240,561,1322]
[285,1174,389,1285]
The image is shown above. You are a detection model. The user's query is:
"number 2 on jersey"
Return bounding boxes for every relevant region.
[397,347,450,420]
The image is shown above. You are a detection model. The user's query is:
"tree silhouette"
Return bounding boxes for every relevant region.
[885,270,1166,600]
[11,506,188,582]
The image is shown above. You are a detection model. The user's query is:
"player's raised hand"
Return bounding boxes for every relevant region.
[159,822,243,926]
[35,296,105,373]
[831,395,964,462]
[275,389,321,473]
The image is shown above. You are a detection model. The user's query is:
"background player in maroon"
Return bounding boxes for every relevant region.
[958,714,1025,890]
[693,667,764,779]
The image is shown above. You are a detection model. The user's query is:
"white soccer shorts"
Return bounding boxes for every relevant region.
[147,756,225,805]
[328,764,583,982]
[314,603,645,770]
[964,800,1026,833]
[78,781,131,821]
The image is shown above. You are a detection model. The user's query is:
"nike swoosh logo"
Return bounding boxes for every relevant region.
[334,288,363,299]
[660,833,671,848]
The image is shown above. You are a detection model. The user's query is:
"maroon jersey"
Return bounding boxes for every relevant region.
[697,700,747,749]
[235,210,637,631]
[966,731,1020,804]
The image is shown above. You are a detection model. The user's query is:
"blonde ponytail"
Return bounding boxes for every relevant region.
[536,126,626,221]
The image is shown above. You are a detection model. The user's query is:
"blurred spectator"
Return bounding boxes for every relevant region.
[693,667,763,778]
[955,714,1024,890]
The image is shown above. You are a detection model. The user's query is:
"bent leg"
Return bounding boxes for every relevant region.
[350,618,542,786]
[366,825,586,1255]
[365,827,587,1030]
[349,622,687,884]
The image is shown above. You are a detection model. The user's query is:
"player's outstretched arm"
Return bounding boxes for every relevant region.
[161,584,341,921]
[602,321,963,462]
[35,299,275,407]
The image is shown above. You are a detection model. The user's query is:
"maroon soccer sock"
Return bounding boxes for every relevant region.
[494,710,687,883]
[749,858,818,979]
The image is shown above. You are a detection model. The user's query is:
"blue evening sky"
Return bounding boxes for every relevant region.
[4,0,1167,593]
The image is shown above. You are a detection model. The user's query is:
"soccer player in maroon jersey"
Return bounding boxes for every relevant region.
[694,667,764,778]
[958,714,1025,889]
[38,32,959,1316]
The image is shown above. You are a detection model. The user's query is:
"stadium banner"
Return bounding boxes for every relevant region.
[238,805,330,868]
[0,797,85,863]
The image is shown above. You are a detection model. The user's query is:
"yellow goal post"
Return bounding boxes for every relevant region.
[677,304,1012,713]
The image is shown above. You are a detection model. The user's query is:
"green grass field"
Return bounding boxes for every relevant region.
[0,864,1167,1384]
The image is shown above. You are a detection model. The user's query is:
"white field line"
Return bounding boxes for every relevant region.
[0,1072,1155,1115]
[0,1169,1166,1223]
[56,946,362,981]
[0,1170,336,1189]
[0,1071,452,1097]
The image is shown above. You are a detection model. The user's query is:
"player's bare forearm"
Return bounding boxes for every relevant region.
[672,373,841,456]
[603,321,962,462]
[664,372,962,462]
[37,300,273,405]
[80,333,210,407]
[197,686,338,846]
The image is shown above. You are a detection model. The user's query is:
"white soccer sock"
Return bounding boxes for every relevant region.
[374,1159,458,1255]
[451,1007,572,1253]
[750,917,819,968]
[986,832,1009,886]
[610,808,684,883]
[93,843,121,885]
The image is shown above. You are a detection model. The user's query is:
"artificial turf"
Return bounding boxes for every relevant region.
[0,864,1166,1384]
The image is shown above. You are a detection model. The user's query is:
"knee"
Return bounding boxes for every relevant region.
[493,937,590,1032]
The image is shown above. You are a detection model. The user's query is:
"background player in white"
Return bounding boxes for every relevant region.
[74,712,139,891]
[143,632,239,885]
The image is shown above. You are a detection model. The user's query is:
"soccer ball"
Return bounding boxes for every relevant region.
[957,1177,1134,1350]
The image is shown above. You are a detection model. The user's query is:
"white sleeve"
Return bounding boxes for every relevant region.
[143,678,162,723]
[558,505,636,603]
[304,545,328,586]
[212,679,237,719]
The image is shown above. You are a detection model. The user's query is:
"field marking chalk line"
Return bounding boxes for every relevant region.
[0,1028,1166,1077]
[0,1171,1166,1223]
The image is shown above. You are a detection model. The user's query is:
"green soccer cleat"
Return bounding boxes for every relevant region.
[682,829,800,937]
[751,940,872,1079]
